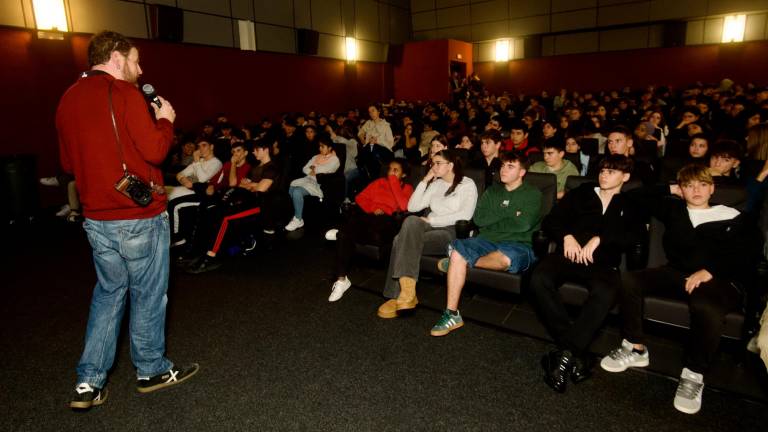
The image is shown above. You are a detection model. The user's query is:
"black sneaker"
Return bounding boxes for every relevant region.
[137,363,199,393]
[185,256,222,274]
[70,383,108,410]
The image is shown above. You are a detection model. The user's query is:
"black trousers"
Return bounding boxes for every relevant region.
[188,193,262,255]
[336,209,401,277]
[530,254,620,354]
[620,266,742,373]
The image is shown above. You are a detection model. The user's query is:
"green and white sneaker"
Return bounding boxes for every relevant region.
[437,258,450,273]
[430,309,464,336]
[673,368,704,414]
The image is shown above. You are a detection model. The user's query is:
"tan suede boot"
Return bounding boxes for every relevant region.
[377,299,398,319]
[396,277,418,311]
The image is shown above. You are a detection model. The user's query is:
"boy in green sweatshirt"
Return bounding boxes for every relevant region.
[431,151,542,336]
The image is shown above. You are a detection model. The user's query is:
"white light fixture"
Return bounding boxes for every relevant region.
[722,14,746,43]
[32,0,69,39]
[238,20,256,51]
[495,39,510,62]
[345,37,357,63]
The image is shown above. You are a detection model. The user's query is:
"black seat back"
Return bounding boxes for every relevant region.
[564,175,642,194]
[524,172,557,218]
[580,138,599,156]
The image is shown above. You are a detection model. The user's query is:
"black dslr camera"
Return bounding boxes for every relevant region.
[115,173,153,207]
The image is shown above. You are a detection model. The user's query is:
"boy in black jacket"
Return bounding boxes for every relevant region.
[601,164,753,415]
[531,154,645,393]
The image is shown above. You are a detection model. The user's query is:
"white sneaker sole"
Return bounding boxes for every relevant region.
[600,357,649,373]
[673,400,701,415]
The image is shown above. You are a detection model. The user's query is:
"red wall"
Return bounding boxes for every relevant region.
[0,27,390,180]
[393,39,449,102]
[392,39,473,103]
[474,41,768,95]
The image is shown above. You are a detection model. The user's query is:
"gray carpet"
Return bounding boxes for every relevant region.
[1,222,766,431]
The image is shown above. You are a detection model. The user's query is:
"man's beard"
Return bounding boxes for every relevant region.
[122,64,138,84]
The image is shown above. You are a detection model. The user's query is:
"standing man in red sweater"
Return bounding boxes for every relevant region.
[56,31,198,411]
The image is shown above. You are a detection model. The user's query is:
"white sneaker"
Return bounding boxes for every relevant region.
[55,204,71,217]
[328,277,352,302]
[600,339,650,372]
[325,228,339,241]
[40,176,60,187]
[674,368,704,414]
[285,217,304,232]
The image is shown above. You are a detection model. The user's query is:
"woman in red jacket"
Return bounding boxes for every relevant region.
[327,158,414,302]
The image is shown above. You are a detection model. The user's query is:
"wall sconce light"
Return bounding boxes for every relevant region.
[722,14,746,43]
[495,39,510,62]
[32,0,69,40]
[345,37,357,63]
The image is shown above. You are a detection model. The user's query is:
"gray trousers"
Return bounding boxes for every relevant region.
[383,215,456,299]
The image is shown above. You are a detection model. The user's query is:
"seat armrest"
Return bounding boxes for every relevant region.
[532,229,551,258]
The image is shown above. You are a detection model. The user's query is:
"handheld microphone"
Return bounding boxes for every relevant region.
[141,83,162,108]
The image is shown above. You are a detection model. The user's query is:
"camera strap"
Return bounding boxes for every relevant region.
[108,81,155,187]
[107,81,129,177]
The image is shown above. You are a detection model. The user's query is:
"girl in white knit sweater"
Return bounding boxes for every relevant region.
[378,149,478,318]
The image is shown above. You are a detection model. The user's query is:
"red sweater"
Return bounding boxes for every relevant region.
[355,175,414,215]
[56,73,173,220]
[209,162,252,191]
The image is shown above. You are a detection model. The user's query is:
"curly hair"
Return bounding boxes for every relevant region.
[88,31,134,67]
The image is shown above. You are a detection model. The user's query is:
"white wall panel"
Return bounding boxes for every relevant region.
[0,0,27,27]
[294,0,312,29]
[509,15,548,37]
[178,0,230,16]
[509,0,550,18]
[230,0,254,20]
[703,17,724,44]
[437,0,469,7]
[471,19,508,41]
[707,0,768,16]
[411,0,435,13]
[436,25,472,40]
[356,0,381,40]
[317,33,345,58]
[253,0,294,27]
[551,0,596,13]
[745,13,767,41]
[437,5,471,27]
[69,0,147,38]
[685,20,705,45]
[312,0,343,35]
[649,0,707,21]
[471,0,508,24]
[551,9,596,32]
[256,23,296,53]
[412,10,437,31]
[598,2,650,27]
[183,12,233,47]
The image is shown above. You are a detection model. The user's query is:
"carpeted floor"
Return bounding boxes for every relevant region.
[1,221,767,431]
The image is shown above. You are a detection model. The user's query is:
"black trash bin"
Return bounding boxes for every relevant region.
[1,155,39,224]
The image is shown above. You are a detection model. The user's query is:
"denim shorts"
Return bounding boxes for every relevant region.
[448,237,535,274]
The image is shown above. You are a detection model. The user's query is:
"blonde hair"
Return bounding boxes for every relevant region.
[747,123,768,160]
[677,163,713,185]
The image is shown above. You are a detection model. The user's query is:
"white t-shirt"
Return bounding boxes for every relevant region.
[687,205,740,228]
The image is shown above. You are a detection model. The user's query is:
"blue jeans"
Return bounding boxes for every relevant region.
[289,186,310,219]
[449,237,535,273]
[77,213,173,388]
